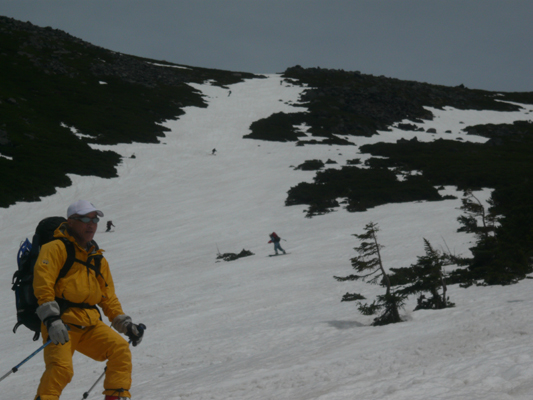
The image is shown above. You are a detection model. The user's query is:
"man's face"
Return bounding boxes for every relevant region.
[67,211,98,247]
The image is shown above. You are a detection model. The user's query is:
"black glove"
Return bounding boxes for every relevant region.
[126,323,146,346]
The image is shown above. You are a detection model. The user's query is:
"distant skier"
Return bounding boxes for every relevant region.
[106,220,115,232]
[212,148,217,155]
[268,232,286,255]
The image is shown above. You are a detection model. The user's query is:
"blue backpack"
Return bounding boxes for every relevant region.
[12,217,76,341]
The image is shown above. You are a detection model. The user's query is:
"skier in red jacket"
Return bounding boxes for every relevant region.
[268,232,286,255]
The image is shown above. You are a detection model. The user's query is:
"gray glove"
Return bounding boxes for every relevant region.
[36,301,69,345]
[46,318,70,345]
[112,314,132,334]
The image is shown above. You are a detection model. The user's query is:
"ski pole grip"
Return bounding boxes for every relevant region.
[128,323,146,347]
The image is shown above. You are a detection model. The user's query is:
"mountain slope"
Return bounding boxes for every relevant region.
[0,16,257,207]
[2,75,533,400]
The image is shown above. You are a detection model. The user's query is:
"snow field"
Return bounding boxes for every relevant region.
[1,75,533,399]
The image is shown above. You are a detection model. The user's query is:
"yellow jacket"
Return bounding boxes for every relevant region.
[33,223,124,327]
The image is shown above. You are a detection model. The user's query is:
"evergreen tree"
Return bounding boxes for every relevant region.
[449,190,531,286]
[457,189,497,241]
[334,222,405,326]
[390,239,454,310]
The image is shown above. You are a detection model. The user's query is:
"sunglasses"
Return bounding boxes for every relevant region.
[72,216,100,224]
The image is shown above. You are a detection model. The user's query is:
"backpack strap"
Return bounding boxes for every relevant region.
[74,254,104,282]
[53,238,104,320]
[56,238,76,283]
[55,238,104,282]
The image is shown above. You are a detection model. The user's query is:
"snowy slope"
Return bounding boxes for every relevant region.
[1,75,533,400]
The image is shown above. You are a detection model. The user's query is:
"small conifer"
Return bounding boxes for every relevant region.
[390,239,454,310]
[334,222,405,326]
[457,189,497,241]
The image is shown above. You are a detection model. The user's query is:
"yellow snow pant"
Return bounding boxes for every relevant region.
[34,320,132,400]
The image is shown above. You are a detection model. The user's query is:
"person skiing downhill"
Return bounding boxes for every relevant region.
[32,200,144,400]
[106,220,115,232]
[268,232,286,255]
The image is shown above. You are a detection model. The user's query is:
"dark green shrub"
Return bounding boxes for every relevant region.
[286,166,442,216]
[244,112,306,142]
[216,249,254,262]
[294,159,325,171]
[390,239,455,310]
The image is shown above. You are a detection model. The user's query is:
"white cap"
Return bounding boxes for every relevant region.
[67,200,104,218]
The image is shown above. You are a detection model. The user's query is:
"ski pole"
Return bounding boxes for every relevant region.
[0,339,52,383]
[81,367,106,399]
[81,336,133,399]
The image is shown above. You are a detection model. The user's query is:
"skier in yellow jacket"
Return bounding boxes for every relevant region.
[33,200,144,400]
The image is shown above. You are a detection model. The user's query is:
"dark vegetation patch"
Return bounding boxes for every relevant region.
[294,159,324,171]
[275,66,533,220]
[397,123,424,131]
[244,112,305,142]
[245,65,521,144]
[359,122,533,192]
[295,136,354,146]
[216,249,255,262]
[0,16,258,207]
[464,120,533,144]
[286,166,443,217]
[346,158,361,165]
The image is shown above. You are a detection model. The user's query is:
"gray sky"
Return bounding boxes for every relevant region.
[1,0,532,92]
